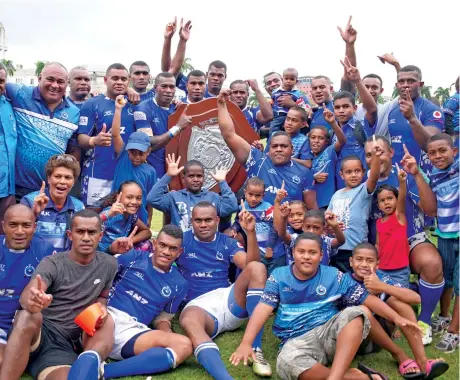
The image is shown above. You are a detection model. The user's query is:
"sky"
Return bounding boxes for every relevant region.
[1,0,459,97]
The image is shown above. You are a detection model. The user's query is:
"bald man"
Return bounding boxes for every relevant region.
[0,204,55,368]
[5,62,80,199]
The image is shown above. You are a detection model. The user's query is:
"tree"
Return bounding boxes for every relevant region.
[377,95,386,104]
[420,85,432,99]
[247,92,259,108]
[392,86,399,99]
[434,87,450,105]
[0,59,15,76]
[181,58,194,75]
[35,61,48,77]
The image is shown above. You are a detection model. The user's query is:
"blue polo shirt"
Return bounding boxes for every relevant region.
[310,101,334,130]
[0,95,17,197]
[66,97,84,110]
[20,188,85,251]
[5,84,80,193]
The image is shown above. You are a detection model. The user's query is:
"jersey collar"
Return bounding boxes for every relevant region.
[32,86,69,111]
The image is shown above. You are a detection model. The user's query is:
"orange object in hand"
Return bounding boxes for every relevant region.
[74,303,103,336]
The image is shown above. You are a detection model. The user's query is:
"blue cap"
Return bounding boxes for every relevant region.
[125,131,151,152]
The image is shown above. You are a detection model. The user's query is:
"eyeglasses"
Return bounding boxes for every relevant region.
[51,154,77,163]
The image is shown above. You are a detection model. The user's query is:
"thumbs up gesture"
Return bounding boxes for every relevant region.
[363,266,384,294]
[92,123,112,147]
[33,181,50,217]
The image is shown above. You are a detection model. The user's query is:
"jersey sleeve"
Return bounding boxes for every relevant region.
[32,256,58,289]
[77,99,96,135]
[338,270,369,305]
[133,103,153,135]
[164,276,188,314]
[297,139,311,160]
[176,72,187,93]
[301,168,315,192]
[244,147,263,174]
[260,270,280,309]
[442,96,459,116]
[227,237,244,264]
[4,83,22,103]
[421,103,445,131]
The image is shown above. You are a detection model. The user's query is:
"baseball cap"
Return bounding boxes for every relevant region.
[125,131,151,152]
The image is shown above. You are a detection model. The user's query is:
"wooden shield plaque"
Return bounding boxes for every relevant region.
[166,98,260,193]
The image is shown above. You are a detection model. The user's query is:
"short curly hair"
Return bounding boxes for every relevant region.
[45,154,81,179]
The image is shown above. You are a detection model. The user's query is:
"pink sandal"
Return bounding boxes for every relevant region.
[424,359,449,380]
[398,359,424,379]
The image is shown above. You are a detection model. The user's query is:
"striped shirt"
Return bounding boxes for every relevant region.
[430,158,459,236]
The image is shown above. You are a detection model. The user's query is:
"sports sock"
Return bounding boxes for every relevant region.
[246,288,264,350]
[195,341,233,380]
[67,350,100,380]
[418,278,445,324]
[103,347,175,378]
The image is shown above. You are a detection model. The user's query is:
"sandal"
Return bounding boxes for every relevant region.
[358,363,389,380]
[398,359,424,379]
[424,359,449,380]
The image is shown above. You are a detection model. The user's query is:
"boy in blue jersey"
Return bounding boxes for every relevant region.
[77,63,136,207]
[133,72,193,178]
[230,79,273,133]
[342,243,449,379]
[442,77,459,136]
[111,95,157,225]
[405,134,459,353]
[364,136,445,345]
[269,68,310,134]
[5,62,80,199]
[148,154,238,232]
[0,205,54,364]
[100,225,192,378]
[230,232,421,380]
[218,90,318,210]
[333,57,378,189]
[178,202,272,378]
[388,65,444,166]
[308,106,347,208]
[327,137,382,272]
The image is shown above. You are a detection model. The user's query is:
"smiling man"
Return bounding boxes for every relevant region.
[5,62,80,199]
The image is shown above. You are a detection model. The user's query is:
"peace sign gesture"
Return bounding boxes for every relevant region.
[340,56,361,84]
[337,16,357,44]
[110,226,139,255]
[179,19,192,41]
[33,181,50,217]
[108,192,126,218]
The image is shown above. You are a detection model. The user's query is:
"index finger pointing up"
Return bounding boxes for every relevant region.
[240,199,246,211]
[116,192,123,203]
[40,181,46,194]
[281,180,285,190]
[403,143,409,155]
[346,15,352,28]
[129,226,138,239]
[36,274,42,292]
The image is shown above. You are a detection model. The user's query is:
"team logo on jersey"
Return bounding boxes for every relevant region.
[316,285,327,296]
[93,279,101,285]
[237,242,244,249]
[268,169,277,174]
[24,265,35,277]
[134,272,145,280]
[161,286,172,297]
[433,111,442,118]
[104,110,113,117]
[128,107,134,115]
[61,111,68,120]
[187,252,198,259]
[216,251,224,261]
[79,116,88,126]
[176,202,188,215]
[292,175,301,184]
[134,111,147,121]
[283,286,293,292]
[0,264,5,272]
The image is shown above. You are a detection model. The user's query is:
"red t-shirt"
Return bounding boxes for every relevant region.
[376,213,410,270]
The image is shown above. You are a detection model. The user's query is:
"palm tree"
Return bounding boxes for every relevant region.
[180,58,194,75]
[420,85,432,99]
[434,87,450,105]
[248,92,259,108]
[392,86,399,99]
[0,59,15,76]
[35,61,48,77]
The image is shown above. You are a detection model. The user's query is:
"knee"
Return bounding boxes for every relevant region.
[171,335,193,362]
[244,261,267,281]
[13,310,42,336]
[412,247,443,281]
[358,305,372,319]
[179,311,199,332]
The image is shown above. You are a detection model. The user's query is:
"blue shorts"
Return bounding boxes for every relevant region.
[378,266,410,289]
[438,237,459,294]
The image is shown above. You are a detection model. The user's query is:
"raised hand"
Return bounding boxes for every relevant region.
[164,17,177,39]
[239,201,255,233]
[110,226,138,254]
[218,89,232,105]
[279,201,291,218]
[108,192,126,218]
[322,104,335,124]
[337,16,357,44]
[245,79,260,92]
[371,135,384,158]
[400,144,419,175]
[377,52,399,66]
[340,56,361,83]
[325,210,339,228]
[211,166,229,182]
[33,181,50,216]
[251,140,264,152]
[314,172,328,184]
[92,123,112,147]
[28,274,53,313]
[399,88,416,121]
[126,88,140,105]
[224,228,237,238]
[275,180,288,203]
[166,153,184,177]
[395,162,407,184]
[115,94,127,109]
[179,19,192,41]
[229,342,256,367]
[177,105,193,130]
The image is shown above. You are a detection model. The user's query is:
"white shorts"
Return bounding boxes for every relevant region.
[183,284,247,338]
[108,306,151,361]
[408,231,432,251]
[0,328,7,345]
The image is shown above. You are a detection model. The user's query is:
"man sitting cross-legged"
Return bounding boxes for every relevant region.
[178,201,271,379]
[100,224,193,378]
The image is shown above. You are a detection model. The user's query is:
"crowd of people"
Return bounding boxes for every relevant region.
[0,14,458,380]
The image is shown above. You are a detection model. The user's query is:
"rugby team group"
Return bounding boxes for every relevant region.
[0,14,458,380]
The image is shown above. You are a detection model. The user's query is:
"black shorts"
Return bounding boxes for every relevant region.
[27,319,82,380]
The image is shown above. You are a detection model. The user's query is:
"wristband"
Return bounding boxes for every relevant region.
[170,125,181,137]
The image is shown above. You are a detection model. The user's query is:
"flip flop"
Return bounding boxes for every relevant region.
[399,359,424,379]
[358,363,389,380]
[424,359,449,380]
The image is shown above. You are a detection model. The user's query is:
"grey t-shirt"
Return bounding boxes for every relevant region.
[33,251,117,340]
[355,99,399,140]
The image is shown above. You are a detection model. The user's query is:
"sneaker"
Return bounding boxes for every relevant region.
[435,332,459,353]
[249,348,272,377]
[431,315,452,335]
[418,320,433,345]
